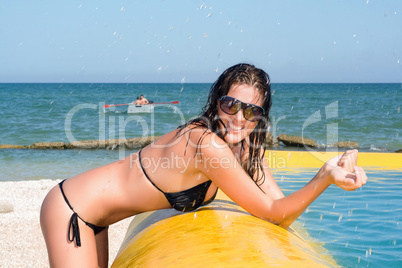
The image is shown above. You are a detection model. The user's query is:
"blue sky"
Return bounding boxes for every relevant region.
[1,0,401,83]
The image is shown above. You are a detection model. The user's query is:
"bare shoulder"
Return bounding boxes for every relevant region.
[186,126,229,153]
[174,124,223,149]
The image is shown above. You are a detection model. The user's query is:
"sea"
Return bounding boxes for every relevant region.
[0,83,401,267]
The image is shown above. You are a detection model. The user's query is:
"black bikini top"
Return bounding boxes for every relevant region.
[138,150,218,212]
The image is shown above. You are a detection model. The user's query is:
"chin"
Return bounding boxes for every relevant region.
[223,132,246,144]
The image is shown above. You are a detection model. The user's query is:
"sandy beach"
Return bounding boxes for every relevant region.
[0,179,133,268]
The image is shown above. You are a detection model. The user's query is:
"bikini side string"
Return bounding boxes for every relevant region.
[59,180,82,247]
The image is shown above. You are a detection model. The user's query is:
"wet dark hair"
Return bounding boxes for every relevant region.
[178,63,272,188]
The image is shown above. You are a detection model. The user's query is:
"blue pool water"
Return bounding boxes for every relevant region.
[275,167,402,267]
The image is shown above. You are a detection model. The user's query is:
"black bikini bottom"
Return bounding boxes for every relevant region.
[59,180,108,247]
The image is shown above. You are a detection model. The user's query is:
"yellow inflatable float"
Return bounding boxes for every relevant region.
[111,151,401,267]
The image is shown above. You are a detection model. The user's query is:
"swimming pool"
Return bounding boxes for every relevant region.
[271,151,402,267]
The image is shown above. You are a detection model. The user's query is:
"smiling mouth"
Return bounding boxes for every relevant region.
[227,121,243,132]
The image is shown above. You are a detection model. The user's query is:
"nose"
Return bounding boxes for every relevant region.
[233,108,246,122]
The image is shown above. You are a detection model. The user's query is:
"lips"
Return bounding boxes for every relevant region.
[227,121,243,133]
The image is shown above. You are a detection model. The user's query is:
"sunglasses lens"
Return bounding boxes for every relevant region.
[243,107,255,121]
[220,97,240,115]
[220,96,264,122]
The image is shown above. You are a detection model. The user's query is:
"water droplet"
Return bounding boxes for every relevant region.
[333,202,336,209]
[320,214,323,221]
[280,176,284,183]
[338,214,343,222]
[365,248,372,258]
[345,242,349,248]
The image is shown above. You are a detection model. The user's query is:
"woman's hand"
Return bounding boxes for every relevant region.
[323,149,358,172]
[337,149,358,172]
[323,149,367,191]
[329,166,367,191]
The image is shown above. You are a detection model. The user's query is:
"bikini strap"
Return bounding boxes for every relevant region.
[138,149,165,194]
[59,180,82,247]
[68,213,81,246]
[59,180,74,211]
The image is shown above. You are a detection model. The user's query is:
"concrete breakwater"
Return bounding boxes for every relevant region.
[0,136,156,150]
[0,133,361,150]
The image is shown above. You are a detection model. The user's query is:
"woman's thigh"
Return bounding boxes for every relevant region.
[95,227,109,268]
[40,185,99,267]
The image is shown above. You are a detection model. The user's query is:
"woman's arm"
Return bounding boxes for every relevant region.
[277,150,365,227]
[198,134,367,228]
[247,148,284,200]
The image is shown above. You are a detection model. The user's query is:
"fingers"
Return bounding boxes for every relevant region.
[337,149,358,172]
[331,164,367,192]
[354,166,368,186]
[344,166,367,191]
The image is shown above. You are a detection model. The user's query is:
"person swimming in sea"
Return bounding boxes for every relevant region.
[40,63,367,267]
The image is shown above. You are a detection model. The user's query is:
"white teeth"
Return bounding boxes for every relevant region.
[228,122,242,131]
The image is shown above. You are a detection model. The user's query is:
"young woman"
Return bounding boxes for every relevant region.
[40,63,367,267]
